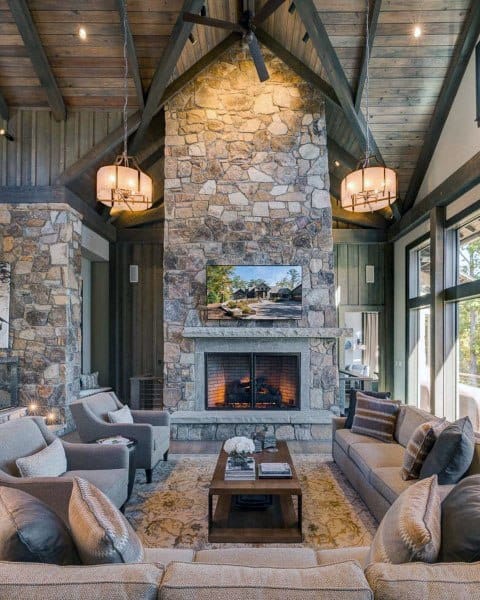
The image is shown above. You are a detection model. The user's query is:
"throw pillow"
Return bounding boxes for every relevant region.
[345,390,391,429]
[420,416,475,485]
[401,418,447,480]
[439,474,480,562]
[68,477,144,565]
[16,438,67,478]
[0,486,79,565]
[107,404,134,424]
[367,475,441,564]
[80,371,99,390]
[351,394,400,442]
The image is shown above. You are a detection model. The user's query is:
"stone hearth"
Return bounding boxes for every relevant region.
[163,43,342,440]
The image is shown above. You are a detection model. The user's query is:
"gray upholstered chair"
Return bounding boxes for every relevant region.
[70,391,170,483]
[0,416,129,525]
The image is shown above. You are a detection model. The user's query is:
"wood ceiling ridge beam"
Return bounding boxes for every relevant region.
[129,0,205,155]
[294,0,383,166]
[112,203,164,229]
[0,91,9,121]
[402,0,480,214]
[7,0,65,121]
[116,0,144,109]
[388,150,480,242]
[330,195,387,229]
[55,34,241,188]
[354,0,382,113]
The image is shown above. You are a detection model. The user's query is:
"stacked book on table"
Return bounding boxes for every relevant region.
[225,457,256,481]
[259,462,292,478]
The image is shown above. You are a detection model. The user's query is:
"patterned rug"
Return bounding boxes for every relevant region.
[125,454,377,550]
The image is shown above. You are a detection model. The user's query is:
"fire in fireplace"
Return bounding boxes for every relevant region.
[205,353,300,410]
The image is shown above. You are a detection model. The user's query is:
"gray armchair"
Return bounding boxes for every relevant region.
[0,416,129,525]
[70,391,170,483]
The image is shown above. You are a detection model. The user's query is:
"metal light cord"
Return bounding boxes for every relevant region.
[122,0,129,161]
[364,0,370,166]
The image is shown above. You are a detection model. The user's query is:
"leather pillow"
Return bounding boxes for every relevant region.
[108,405,134,424]
[69,477,144,565]
[0,486,79,565]
[440,475,480,562]
[345,390,391,429]
[420,416,475,485]
[16,438,67,478]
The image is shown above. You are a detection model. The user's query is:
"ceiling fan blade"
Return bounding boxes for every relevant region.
[246,32,269,82]
[252,0,286,25]
[182,12,243,32]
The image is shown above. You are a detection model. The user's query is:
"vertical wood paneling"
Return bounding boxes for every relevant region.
[347,245,359,305]
[1,108,125,187]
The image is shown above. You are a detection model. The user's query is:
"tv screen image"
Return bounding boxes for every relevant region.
[206,265,302,321]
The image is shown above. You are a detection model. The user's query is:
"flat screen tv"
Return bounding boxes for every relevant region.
[206,265,302,321]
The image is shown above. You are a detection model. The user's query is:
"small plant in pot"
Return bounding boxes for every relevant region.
[224,436,255,468]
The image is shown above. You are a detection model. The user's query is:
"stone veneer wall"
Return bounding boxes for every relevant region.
[163,44,337,415]
[0,203,82,429]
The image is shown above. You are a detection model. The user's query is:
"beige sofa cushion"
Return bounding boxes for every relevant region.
[316,546,371,569]
[335,429,380,455]
[144,548,195,566]
[160,561,373,600]
[366,561,480,600]
[369,467,417,504]
[368,475,441,565]
[349,443,405,479]
[0,562,163,600]
[195,548,317,568]
[394,405,440,448]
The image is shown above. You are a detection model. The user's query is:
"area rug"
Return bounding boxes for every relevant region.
[125,454,377,550]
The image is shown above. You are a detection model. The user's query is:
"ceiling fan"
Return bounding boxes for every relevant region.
[183,0,286,82]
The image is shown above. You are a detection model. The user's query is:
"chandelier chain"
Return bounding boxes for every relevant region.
[365,0,370,165]
[122,0,129,161]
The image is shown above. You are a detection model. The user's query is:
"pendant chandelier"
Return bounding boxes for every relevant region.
[96,1,152,213]
[340,0,397,213]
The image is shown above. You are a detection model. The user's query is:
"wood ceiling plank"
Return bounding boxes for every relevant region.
[403,0,480,211]
[129,0,204,154]
[354,0,382,113]
[7,0,66,120]
[379,10,467,23]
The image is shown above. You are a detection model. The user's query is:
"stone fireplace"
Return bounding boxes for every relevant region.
[163,43,346,440]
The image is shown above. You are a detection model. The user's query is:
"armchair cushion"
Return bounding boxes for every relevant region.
[0,486,79,565]
[16,438,67,478]
[69,477,144,565]
[62,469,128,509]
[108,405,134,424]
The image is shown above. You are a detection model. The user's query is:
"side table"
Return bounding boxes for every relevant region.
[93,437,137,502]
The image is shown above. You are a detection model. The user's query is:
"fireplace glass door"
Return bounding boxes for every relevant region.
[205,353,300,410]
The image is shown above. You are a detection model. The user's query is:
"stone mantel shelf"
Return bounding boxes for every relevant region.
[183,327,352,339]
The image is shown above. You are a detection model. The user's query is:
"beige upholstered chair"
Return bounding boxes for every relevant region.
[70,391,170,483]
[0,416,129,524]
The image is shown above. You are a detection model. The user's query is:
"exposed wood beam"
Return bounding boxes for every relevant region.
[330,196,388,230]
[0,91,9,121]
[116,0,144,109]
[129,0,204,154]
[112,204,164,229]
[256,29,340,109]
[7,0,65,121]
[55,34,240,187]
[333,229,387,243]
[0,186,116,241]
[327,136,359,171]
[117,228,163,243]
[388,150,480,241]
[403,1,480,212]
[295,0,383,163]
[354,0,382,113]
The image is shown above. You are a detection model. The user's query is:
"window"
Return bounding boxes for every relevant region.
[456,298,480,429]
[457,217,480,284]
[407,239,431,408]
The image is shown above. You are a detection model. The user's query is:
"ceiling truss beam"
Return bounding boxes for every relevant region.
[0,91,9,121]
[354,0,382,113]
[116,0,144,109]
[7,0,66,121]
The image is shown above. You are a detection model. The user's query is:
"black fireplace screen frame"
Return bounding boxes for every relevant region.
[205,352,301,410]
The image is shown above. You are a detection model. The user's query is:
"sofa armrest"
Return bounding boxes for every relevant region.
[62,441,129,470]
[366,561,480,600]
[332,416,347,434]
[131,410,170,427]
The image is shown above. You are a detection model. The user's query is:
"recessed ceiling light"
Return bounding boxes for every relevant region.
[413,25,422,39]
[78,27,87,40]
[334,160,340,168]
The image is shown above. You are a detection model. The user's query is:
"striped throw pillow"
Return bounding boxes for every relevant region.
[351,394,400,443]
[401,419,446,481]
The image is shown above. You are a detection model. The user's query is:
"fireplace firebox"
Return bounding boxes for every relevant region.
[205,353,300,410]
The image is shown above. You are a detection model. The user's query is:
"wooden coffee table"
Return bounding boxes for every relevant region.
[208,441,303,543]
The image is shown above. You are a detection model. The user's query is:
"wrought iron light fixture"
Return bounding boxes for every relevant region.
[340,0,397,213]
[96,0,152,213]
